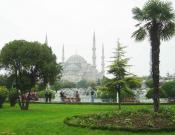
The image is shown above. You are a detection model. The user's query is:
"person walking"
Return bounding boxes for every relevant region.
[91,90,95,103]
[48,92,52,102]
[45,91,48,103]
[60,91,64,102]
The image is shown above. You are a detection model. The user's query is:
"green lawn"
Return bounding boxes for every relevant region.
[0,103,175,135]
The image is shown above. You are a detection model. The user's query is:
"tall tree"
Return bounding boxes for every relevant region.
[0,40,62,110]
[132,0,175,112]
[108,41,130,109]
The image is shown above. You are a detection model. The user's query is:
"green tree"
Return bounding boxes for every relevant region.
[0,86,8,108]
[132,0,175,112]
[124,76,142,90]
[97,86,116,102]
[76,80,89,88]
[146,88,167,98]
[51,80,76,91]
[0,75,8,87]
[0,40,62,110]
[9,88,18,107]
[108,41,130,109]
[161,81,175,99]
[145,79,154,88]
[97,77,135,102]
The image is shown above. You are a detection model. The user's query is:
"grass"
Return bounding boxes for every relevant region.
[0,103,175,135]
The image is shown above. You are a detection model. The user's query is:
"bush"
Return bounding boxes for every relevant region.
[146,88,167,99]
[97,86,116,99]
[145,79,153,88]
[38,89,56,98]
[120,87,135,99]
[9,88,18,107]
[51,81,76,91]
[161,81,175,98]
[0,86,8,108]
[124,77,142,89]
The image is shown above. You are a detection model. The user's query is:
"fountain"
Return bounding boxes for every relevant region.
[134,80,168,103]
[54,87,102,103]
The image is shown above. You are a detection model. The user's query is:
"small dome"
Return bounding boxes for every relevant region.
[66,55,86,64]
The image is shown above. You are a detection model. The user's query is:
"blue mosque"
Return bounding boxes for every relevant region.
[61,32,105,83]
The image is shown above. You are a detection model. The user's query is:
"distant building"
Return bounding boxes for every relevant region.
[61,32,105,83]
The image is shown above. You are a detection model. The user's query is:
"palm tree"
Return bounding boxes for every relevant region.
[132,0,175,112]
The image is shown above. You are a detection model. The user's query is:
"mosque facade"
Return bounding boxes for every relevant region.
[61,32,105,83]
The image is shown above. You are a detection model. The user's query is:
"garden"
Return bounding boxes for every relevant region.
[1,103,175,135]
[0,0,175,134]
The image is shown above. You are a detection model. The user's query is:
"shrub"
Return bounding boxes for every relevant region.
[97,86,114,99]
[124,76,142,89]
[38,89,56,98]
[0,86,8,108]
[146,88,167,99]
[120,87,135,99]
[161,81,175,98]
[145,79,153,88]
[9,88,18,107]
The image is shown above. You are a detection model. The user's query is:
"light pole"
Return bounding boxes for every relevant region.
[116,84,121,110]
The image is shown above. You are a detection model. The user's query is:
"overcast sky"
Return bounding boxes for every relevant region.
[0,0,175,77]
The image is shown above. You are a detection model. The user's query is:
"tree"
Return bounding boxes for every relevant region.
[0,75,8,87]
[51,80,76,91]
[146,88,167,98]
[0,40,62,110]
[9,88,18,107]
[96,86,116,102]
[76,80,89,88]
[161,81,175,99]
[145,79,154,88]
[0,86,8,108]
[97,77,135,103]
[97,77,119,102]
[124,76,142,90]
[132,0,175,112]
[108,41,130,109]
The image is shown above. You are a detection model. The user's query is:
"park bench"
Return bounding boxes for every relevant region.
[63,97,81,103]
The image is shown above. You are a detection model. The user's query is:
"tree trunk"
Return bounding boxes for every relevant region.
[150,21,160,112]
[10,98,17,107]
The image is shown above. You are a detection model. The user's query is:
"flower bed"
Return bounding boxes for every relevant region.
[64,108,175,132]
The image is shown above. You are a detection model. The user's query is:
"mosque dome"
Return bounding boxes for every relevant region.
[66,55,86,64]
[62,54,99,82]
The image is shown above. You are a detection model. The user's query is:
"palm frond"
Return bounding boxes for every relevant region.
[135,23,142,27]
[132,7,145,21]
[160,21,175,41]
[132,27,147,41]
[143,0,175,21]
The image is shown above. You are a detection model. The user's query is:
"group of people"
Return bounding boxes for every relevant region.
[60,90,95,103]
[60,90,80,102]
[44,90,95,103]
[45,91,52,103]
[19,91,38,102]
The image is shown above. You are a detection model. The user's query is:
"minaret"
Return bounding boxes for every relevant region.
[45,33,48,45]
[92,32,96,68]
[101,43,105,76]
[62,44,65,63]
